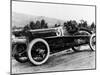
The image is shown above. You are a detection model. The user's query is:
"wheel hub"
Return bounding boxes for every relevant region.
[32,48,46,62]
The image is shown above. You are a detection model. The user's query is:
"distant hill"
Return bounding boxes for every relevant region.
[12,12,65,28]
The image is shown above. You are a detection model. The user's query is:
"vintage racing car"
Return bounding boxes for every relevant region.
[11,26,96,65]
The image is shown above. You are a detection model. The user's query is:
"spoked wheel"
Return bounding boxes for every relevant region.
[14,44,28,63]
[72,30,92,52]
[28,38,50,65]
[89,34,96,51]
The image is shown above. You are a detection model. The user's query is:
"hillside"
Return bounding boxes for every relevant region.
[12,12,64,28]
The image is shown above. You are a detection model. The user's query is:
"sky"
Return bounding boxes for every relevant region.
[12,1,95,25]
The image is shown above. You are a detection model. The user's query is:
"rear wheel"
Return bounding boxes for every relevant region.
[89,34,96,51]
[27,38,50,65]
[72,30,91,52]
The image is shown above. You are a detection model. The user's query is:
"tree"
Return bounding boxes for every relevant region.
[44,23,48,28]
[90,22,96,32]
[21,24,30,36]
[23,24,30,31]
[41,19,48,28]
[78,20,88,28]
[29,21,35,29]
[83,21,88,28]
[91,22,95,29]
[35,20,41,29]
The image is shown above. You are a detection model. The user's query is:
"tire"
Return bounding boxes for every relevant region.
[14,54,28,63]
[72,30,92,52]
[27,38,50,65]
[89,34,96,51]
[13,44,28,63]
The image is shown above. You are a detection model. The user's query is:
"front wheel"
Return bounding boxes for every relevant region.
[13,44,28,63]
[27,38,50,65]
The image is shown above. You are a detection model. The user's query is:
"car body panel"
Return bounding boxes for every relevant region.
[12,26,90,54]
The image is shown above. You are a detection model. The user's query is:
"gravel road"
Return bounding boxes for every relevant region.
[11,46,95,74]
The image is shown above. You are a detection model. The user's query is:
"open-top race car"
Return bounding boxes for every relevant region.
[12,26,96,65]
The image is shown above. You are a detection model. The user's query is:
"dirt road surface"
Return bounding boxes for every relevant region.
[11,46,95,74]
